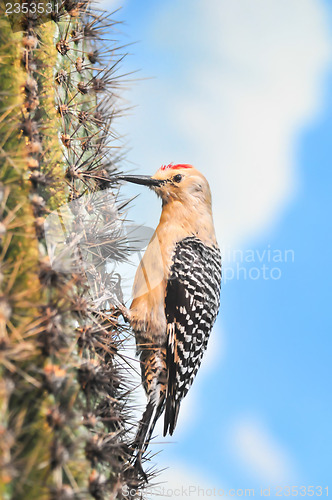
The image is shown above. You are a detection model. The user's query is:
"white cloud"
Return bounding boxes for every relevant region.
[118,0,331,248]
[230,416,297,484]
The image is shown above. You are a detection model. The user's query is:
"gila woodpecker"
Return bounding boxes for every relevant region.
[119,164,222,477]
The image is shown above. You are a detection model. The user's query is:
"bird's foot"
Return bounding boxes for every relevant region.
[118,303,131,323]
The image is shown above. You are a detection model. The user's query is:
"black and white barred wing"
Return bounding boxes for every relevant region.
[163,237,222,436]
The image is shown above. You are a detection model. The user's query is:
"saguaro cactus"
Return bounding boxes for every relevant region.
[0,1,145,498]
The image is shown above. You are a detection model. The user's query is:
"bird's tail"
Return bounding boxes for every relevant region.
[131,346,167,479]
[163,395,180,436]
[133,391,165,454]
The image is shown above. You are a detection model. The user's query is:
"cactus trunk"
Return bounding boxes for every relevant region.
[0,2,143,498]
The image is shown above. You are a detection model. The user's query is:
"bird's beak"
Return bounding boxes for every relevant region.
[116,175,163,188]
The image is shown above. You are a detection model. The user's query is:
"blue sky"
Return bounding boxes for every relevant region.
[102,0,332,496]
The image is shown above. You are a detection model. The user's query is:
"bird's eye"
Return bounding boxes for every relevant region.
[173,174,183,183]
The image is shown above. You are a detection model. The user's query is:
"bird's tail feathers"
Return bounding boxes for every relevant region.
[133,394,165,452]
[132,399,154,455]
[132,389,165,480]
[163,395,180,436]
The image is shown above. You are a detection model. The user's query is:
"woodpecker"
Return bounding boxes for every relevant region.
[119,164,221,477]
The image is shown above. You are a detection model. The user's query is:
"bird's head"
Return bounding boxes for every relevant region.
[118,164,212,207]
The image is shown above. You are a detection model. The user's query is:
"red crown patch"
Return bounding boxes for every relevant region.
[160,163,193,171]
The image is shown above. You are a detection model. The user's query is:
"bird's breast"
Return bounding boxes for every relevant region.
[129,203,217,341]
[129,231,172,341]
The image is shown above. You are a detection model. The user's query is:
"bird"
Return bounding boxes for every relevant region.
[118,164,222,478]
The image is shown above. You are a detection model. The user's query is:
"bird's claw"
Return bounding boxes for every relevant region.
[118,303,131,323]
